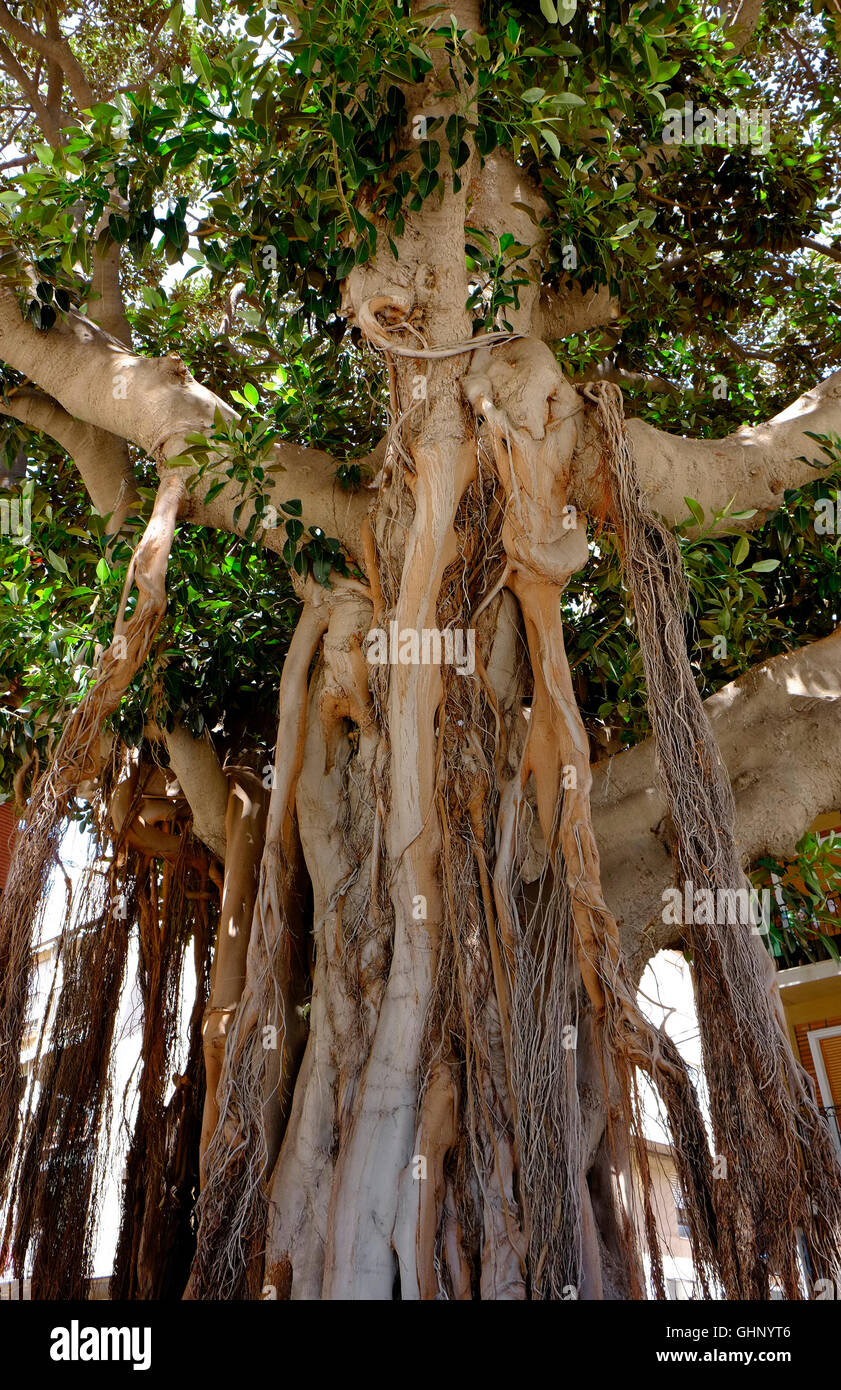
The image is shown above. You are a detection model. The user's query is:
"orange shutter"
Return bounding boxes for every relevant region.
[817,1031,841,1107]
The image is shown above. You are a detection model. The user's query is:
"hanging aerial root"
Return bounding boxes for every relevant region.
[198,765,269,1185]
[1,796,135,1296]
[510,619,720,1298]
[111,832,215,1300]
[508,830,584,1300]
[0,476,184,1206]
[191,594,328,1300]
[587,378,841,1297]
[464,342,719,1296]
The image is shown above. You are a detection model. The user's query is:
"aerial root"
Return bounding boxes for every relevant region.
[191,592,329,1300]
[589,377,841,1296]
[0,475,184,1206]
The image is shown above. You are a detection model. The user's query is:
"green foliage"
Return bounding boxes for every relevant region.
[465,228,532,329]
[753,832,841,968]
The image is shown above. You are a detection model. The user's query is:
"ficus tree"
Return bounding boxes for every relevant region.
[1,0,841,1301]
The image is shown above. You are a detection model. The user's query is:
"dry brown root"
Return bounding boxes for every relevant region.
[0,474,183,1207]
[111,835,215,1301]
[590,378,841,1297]
[1,820,133,1295]
[464,339,720,1296]
[403,771,528,1301]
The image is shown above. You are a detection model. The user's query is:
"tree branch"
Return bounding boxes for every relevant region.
[0,38,60,144]
[535,280,621,341]
[162,723,229,862]
[801,236,841,267]
[574,356,841,528]
[466,149,622,338]
[573,359,680,397]
[0,290,370,561]
[90,202,133,347]
[0,384,137,530]
[593,627,841,975]
[722,0,765,52]
[0,0,93,112]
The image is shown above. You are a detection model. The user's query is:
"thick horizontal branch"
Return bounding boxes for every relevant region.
[591,628,841,975]
[0,291,370,561]
[573,359,680,397]
[0,385,137,530]
[535,281,621,341]
[574,359,841,528]
[801,237,841,267]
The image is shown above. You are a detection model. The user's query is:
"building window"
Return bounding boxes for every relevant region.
[667,1276,696,1300]
[671,1181,691,1239]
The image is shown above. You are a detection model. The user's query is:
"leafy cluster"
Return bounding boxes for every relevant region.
[0,0,840,827]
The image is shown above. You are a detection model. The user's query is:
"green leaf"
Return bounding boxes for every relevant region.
[204,479,229,505]
[655,60,681,83]
[732,535,750,566]
[539,0,558,20]
[684,497,705,528]
[329,113,356,149]
[408,42,432,66]
[540,127,561,159]
[420,140,440,171]
[312,550,332,588]
[48,550,69,575]
[750,558,781,573]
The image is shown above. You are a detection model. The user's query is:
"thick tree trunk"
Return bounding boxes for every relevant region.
[195,318,706,1299]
